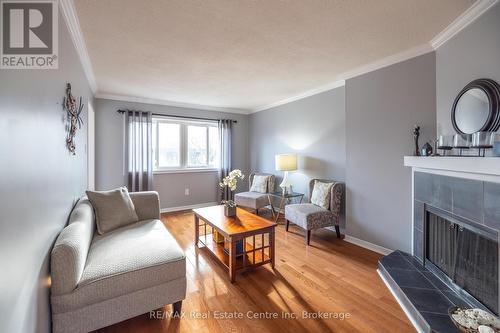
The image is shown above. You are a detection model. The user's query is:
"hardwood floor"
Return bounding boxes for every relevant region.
[96,209,415,333]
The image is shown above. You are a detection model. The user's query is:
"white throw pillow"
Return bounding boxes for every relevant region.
[310,181,334,209]
[250,175,269,193]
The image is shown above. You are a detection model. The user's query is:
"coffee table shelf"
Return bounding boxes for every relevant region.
[197,233,270,270]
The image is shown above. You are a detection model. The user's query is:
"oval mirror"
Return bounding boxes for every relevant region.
[451,79,500,135]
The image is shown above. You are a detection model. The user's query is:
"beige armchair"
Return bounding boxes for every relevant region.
[234,173,275,215]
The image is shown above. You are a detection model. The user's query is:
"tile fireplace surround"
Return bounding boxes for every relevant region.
[378,157,500,333]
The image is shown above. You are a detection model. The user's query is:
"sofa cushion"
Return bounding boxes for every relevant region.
[51,219,186,313]
[235,191,269,210]
[310,180,333,209]
[86,187,139,234]
[285,203,334,230]
[250,175,269,193]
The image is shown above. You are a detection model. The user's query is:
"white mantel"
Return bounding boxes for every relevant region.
[404,156,500,183]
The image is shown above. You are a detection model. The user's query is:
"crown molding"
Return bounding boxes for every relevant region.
[96,93,250,114]
[59,0,97,93]
[431,0,498,49]
[250,43,433,113]
[251,80,345,113]
[338,43,434,82]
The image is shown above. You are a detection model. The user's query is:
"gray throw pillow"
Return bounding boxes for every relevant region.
[310,181,334,209]
[86,187,139,234]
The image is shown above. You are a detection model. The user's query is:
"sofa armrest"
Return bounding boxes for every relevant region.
[130,191,161,220]
[51,199,95,295]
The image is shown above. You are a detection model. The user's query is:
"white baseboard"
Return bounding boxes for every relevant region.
[377,269,425,333]
[160,202,218,213]
[343,235,393,255]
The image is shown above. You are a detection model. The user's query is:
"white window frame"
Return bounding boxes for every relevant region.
[152,117,219,173]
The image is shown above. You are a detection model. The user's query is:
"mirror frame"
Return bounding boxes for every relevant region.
[451,78,500,135]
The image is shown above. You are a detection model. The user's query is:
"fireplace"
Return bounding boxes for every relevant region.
[379,162,500,333]
[425,207,498,314]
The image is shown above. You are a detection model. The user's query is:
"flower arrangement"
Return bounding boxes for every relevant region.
[219,169,244,215]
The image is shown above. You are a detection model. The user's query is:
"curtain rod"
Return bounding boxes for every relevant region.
[117,109,237,123]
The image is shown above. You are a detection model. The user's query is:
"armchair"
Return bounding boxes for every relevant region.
[234,173,275,215]
[285,179,344,245]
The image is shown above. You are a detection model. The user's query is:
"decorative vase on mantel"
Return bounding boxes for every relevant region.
[224,205,236,217]
[219,169,245,218]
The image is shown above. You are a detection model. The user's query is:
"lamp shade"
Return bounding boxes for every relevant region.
[275,154,297,171]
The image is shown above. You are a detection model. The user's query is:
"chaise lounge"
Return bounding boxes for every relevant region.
[50,191,186,333]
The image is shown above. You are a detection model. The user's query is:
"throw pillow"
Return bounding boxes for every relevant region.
[310,181,334,209]
[86,187,139,234]
[250,175,269,193]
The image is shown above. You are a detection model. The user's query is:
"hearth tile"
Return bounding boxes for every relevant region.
[403,250,426,271]
[414,172,452,211]
[414,200,424,231]
[380,253,416,270]
[442,290,472,308]
[401,287,455,314]
[452,177,483,223]
[415,172,433,202]
[484,182,500,230]
[413,228,423,261]
[422,272,451,291]
[420,311,461,333]
[387,269,435,289]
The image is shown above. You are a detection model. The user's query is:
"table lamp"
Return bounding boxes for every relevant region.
[275,153,297,194]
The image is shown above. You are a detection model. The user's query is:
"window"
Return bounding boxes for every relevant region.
[152,117,219,171]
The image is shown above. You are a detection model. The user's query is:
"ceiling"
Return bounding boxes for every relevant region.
[74,0,475,112]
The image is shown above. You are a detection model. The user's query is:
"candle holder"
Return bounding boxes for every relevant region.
[437,135,454,156]
[471,132,495,157]
[453,134,471,156]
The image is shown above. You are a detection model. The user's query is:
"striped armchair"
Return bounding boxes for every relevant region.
[234,173,275,215]
[285,179,344,245]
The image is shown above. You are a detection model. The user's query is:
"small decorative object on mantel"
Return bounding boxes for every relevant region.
[472,132,495,157]
[219,169,245,217]
[432,139,440,156]
[413,125,421,156]
[493,134,500,157]
[420,142,433,156]
[453,134,471,156]
[63,83,84,155]
[449,307,500,333]
[437,134,453,156]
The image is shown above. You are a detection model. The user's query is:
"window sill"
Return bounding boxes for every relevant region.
[154,168,219,175]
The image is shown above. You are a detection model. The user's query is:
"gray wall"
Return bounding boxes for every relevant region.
[345,52,437,252]
[436,2,500,136]
[0,13,94,333]
[95,98,250,209]
[249,87,346,226]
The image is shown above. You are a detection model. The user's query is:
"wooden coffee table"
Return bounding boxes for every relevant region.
[193,205,277,282]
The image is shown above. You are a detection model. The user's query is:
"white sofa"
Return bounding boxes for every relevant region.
[50,191,186,333]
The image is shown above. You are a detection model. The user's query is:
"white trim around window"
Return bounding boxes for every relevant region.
[152,116,220,173]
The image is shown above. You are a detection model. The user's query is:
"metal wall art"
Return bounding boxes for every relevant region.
[63,83,84,155]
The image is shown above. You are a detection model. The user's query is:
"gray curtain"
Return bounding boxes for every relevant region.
[219,119,233,202]
[125,110,153,192]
